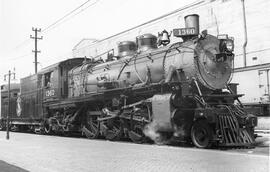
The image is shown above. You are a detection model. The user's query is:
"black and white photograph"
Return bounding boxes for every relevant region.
[0,0,269,171]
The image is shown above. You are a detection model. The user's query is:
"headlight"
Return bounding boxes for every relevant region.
[218,34,234,53]
[219,39,234,53]
[225,39,234,52]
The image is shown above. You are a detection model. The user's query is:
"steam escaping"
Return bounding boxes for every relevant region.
[143,120,188,145]
[143,121,173,145]
[173,125,185,138]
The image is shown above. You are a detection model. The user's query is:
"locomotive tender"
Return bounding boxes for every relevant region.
[0,14,257,148]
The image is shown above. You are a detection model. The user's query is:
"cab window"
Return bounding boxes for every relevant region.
[44,72,53,87]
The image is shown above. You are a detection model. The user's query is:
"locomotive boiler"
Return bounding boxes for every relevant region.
[0,14,257,148]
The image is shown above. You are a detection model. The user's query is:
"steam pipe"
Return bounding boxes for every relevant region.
[241,0,248,67]
[266,69,270,101]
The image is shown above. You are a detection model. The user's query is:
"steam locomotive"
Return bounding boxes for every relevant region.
[0,14,257,148]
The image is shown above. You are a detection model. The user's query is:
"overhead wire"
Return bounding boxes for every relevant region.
[4,0,100,63]
[42,0,100,34]
[1,53,33,63]
[37,0,101,62]
[4,38,33,59]
[14,39,33,50]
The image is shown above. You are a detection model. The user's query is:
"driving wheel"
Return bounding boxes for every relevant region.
[83,115,100,139]
[128,123,145,143]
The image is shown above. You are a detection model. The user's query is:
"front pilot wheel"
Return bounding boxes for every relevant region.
[191,120,213,148]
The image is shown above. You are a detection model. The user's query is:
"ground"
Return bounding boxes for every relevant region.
[0,131,268,172]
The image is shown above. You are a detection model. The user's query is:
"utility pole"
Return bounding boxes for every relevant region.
[3,69,16,140]
[30,27,43,74]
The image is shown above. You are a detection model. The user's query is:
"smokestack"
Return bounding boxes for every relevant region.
[184,14,200,36]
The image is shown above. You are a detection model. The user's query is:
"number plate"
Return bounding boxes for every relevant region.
[173,27,196,37]
[45,89,55,97]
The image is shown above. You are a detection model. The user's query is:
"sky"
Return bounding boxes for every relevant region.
[0,0,195,84]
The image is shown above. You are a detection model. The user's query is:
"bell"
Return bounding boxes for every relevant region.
[158,30,171,46]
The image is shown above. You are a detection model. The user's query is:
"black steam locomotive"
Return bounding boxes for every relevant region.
[0,14,257,148]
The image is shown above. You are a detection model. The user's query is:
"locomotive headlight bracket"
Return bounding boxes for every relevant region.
[219,39,234,53]
[218,34,234,53]
[225,39,234,52]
